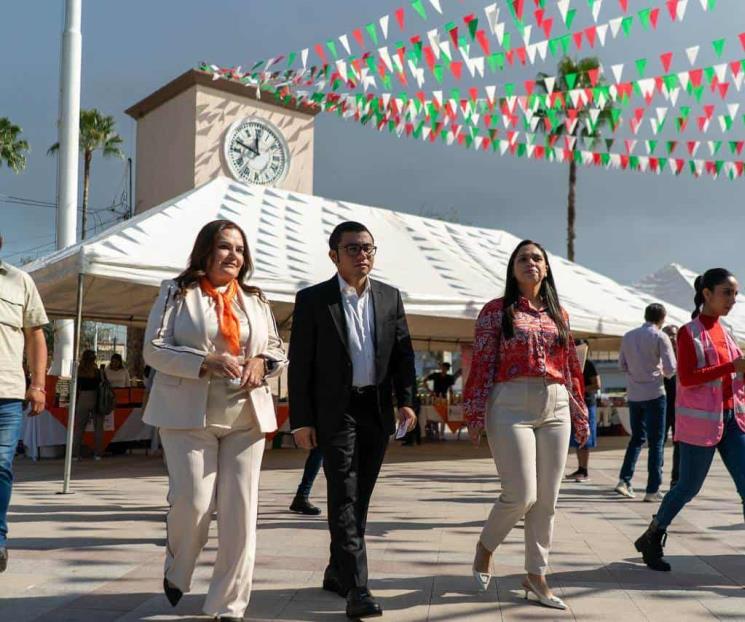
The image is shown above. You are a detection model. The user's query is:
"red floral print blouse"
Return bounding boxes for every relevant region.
[464,297,589,444]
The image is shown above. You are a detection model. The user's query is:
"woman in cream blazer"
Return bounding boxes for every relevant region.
[143,219,286,622]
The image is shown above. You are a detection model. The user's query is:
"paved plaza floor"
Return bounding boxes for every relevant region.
[2,436,744,621]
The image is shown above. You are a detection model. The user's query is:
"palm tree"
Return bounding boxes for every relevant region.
[0,117,30,173]
[534,57,618,261]
[48,109,124,239]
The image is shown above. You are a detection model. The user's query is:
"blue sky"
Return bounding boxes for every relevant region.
[1,0,743,286]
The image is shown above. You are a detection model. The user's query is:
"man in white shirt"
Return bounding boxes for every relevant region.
[289,222,417,619]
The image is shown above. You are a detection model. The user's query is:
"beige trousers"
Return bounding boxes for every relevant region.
[160,424,265,618]
[480,377,571,575]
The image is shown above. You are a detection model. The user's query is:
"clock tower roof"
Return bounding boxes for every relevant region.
[125,68,320,120]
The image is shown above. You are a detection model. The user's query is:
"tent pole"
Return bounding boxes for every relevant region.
[61,274,84,494]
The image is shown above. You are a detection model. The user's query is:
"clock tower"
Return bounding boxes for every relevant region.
[125,69,318,214]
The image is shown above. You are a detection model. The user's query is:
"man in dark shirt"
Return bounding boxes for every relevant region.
[426,362,455,397]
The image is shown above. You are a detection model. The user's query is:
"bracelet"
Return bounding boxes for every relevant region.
[30,386,46,393]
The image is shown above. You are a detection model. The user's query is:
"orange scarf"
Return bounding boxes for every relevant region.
[199,277,241,355]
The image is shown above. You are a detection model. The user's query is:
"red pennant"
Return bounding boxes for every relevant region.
[618,0,629,12]
[736,161,745,177]
[506,50,515,65]
[650,8,660,29]
[448,26,459,48]
[689,69,703,87]
[624,139,635,153]
[660,52,673,73]
[620,154,630,169]
[314,44,328,64]
[655,76,666,94]
[541,17,553,39]
[585,27,597,48]
[674,159,685,174]
[718,82,730,99]
[524,80,535,96]
[476,30,491,55]
[587,68,600,86]
[352,29,365,49]
[650,157,659,172]
[734,142,744,156]
[573,32,584,51]
[450,61,463,80]
[739,33,745,51]
[704,104,715,119]
[516,47,527,65]
[510,0,525,20]
[395,8,405,31]
[423,46,436,71]
[730,60,742,76]
[468,87,479,103]
[534,8,545,27]
[535,145,545,159]
[666,0,679,21]
[686,141,697,155]
[593,153,602,166]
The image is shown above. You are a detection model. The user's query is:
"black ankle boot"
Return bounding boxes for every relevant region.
[634,519,671,571]
[289,495,321,515]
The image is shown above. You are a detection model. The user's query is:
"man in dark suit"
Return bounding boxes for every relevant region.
[289,221,417,619]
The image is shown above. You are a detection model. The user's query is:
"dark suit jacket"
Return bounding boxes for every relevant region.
[288,275,416,444]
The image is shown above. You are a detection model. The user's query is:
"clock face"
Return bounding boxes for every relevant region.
[223,117,290,185]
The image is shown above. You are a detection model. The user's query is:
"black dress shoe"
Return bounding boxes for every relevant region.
[163,577,183,606]
[0,547,7,573]
[289,495,321,515]
[322,566,347,597]
[346,587,382,619]
[217,617,243,621]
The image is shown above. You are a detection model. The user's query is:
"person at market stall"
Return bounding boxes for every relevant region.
[464,239,589,611]
[103,353,130,388]
[566,340,602,482]
[425,362,458,439]
[143,219,287,621]
[0,234,48,573]
[72,349,104,461]
[634,268,745,572]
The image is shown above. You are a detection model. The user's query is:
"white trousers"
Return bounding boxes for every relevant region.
[480,378,571,575]
[160,425,265,618]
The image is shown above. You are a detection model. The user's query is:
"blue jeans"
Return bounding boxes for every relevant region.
[619,395,666,494]
[656,410,745,529]
[0,399,24,546]
[296,446,323,498]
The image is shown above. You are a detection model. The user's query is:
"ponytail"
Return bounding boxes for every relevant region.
[691,268,734,319]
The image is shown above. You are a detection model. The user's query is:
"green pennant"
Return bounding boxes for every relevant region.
[689,160,697,174]
[331,77,343,90]
[565,72,578,90]
[610,108,622,129]
[487,53,502,72]
[565,9,577,29]
[601,153,610,166]
[715,160,724,174]
[465,134,474,148]
[663,74,678,90]
[411,0,427,20]
[365,23,379,46]
[468,17,479,40]
[382,73,392,89]
[723,115,733,131]
[433,64,444,83]
[638,8,651,30]
[326,40,339,60]
[646,140,658,154]
[707,0,718,10]
[693,86,705,102]
[413,121,424,139]
[287,51,297,67]
[742,114,745,128]
[658,157,667,170]
[712,140,722,155]
[635,58,647,77]
[629,155,639,169]
[560,34,571,55]
[666,141,676,154]
[411,40,423,65]
[712,38,726,58]
[504,83,515,97]
[729,140,740,155]
[503,32,512,51]
[517,143,527,157]
[704,66,715,84]
[548,38,559,57]
[621,16,634,37]
[680,106,691,119]
[574,151,583,163]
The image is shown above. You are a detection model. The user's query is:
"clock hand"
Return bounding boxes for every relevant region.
[236,138,259,156]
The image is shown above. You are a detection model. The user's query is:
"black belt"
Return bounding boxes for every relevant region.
[351,385,376,395]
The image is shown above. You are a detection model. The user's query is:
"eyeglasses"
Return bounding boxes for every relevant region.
[338,244,377,257]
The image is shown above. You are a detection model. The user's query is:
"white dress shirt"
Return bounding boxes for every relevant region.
[338,274,376,387]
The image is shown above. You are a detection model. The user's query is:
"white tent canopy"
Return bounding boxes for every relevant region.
[636,263,745,344]
[26,176,689,347]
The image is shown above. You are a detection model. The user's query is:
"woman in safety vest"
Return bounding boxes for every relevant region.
[634,268,745,571]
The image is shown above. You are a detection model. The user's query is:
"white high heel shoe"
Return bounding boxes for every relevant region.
[521,577,567,610]
[472,542,492,591]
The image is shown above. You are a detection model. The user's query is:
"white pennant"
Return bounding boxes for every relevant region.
[536,41,549,61]
[484,3,500,36]
[379,47,394,73]
[428,30,441,59]
[596,24,609,46]
[335,60,348,83]
[669,87,680,106]
[339,35,351,56]
[611,63,624,83]
[592,0,603,23]
[428,0,443,14]
[494,22,506,46]
[527,44,538,64]
[522,24,532,46]
[544,76,556,93]
[677,0,689,20]
[728,103,740,117]
[677,71,691,89]
[301,48,309,69]
[379,15,389,40]
[557,0,571,23]
[733,72,744,91]
[486,85,497,105]
[714,63,727,82]
[609,17,623,38]
[686,45,699,66]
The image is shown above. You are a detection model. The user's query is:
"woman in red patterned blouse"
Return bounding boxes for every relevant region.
[464,240,589,611]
